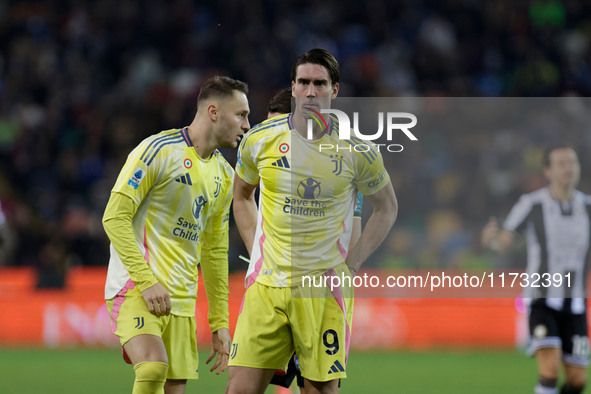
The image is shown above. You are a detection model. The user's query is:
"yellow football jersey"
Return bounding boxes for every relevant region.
[237,114,389,287]
[105,127,232,321]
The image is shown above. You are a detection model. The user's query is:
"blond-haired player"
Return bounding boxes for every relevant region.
[104,76,250,394]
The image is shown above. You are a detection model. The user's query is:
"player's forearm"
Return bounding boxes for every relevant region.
[233,196,258,256]
[349,218,362,252]
[200,233,230,332]
[346,185,397,272]
[103,192,158,292]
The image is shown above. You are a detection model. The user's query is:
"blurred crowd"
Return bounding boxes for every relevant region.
[1,0,591,286]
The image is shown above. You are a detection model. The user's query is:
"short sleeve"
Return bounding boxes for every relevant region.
[503,194,533,233]
[235,132,260,185]
[353,143,390,196]
[111,138,165,204]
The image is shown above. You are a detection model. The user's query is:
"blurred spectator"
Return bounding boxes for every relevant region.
[0,200,15,265]
[2,0,591,280]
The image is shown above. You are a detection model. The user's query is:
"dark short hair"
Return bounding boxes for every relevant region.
[291,48,340,85]
[542,144,576,167]
[197,76,248,107]
[267,88,292,115]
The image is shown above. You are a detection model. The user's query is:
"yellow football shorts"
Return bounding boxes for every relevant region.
[229,266,354,382]
[106,286,199,380]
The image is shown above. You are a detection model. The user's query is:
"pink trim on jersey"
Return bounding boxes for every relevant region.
[109,278,136,333]
[110,227,150,333]
[143,228,150,265]
[238,294,246,315]
[323,268,351,365]
[181,127,192,147]
[337,220,348,259]
[246,216,265,289]
[337,240,348,259]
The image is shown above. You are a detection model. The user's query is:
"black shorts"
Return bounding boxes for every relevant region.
[528,299,589,366]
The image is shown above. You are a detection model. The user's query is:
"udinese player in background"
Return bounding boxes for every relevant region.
[482,145,590,394]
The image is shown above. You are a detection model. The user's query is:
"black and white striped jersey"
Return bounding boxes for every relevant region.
[504,187,591,314]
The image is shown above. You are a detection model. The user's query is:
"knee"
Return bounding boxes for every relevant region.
[134,361,169,383]
[538,363,560,380]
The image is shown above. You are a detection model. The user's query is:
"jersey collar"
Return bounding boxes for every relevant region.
[180,127,194,148]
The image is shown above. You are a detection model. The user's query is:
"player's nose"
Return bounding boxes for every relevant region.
[306,84,316,98]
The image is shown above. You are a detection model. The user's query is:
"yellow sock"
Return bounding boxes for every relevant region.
[132,361,168,394]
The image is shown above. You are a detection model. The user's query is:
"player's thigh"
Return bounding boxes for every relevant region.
[302,378,339,394]
[229,282,293,370]
[289,290,353,383]
[161,315,199,380]
[164,379,187,394]
[106,287,168,364]
[226,366,277,394]
[559,311,589,372]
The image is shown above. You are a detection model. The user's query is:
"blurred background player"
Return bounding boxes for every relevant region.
[482,145,590,394]
[227,48,397,394]
[0,201,15,266]
[103,76,250,394]
[267,88,292,120]
[263,87,365,392]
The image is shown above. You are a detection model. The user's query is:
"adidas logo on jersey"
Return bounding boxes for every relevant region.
[327,360,345,374]
[272,156,290,168]
[175,173,193,185]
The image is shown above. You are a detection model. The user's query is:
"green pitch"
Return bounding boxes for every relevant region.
[0,348,540,393]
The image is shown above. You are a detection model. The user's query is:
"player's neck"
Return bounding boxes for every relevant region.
[186,124,215,159]
[549,184,574,202]
[292,114,326,141]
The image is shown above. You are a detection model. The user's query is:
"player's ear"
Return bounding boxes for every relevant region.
[331,82,339,99]
[291,81,296,97]
[207,103,218,122]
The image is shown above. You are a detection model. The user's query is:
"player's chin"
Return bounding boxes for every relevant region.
[220,140,238,149]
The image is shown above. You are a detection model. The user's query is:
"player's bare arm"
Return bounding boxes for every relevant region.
[349,217,362,251]
[206,328,231,375]
[345,180,397,275]
[233,174,258,256]
[480,217,515,254]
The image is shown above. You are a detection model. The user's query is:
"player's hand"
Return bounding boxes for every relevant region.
[347,265,358,277]
[141,282,171,317]
[481,217,499,248]
[206,328,231,375]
